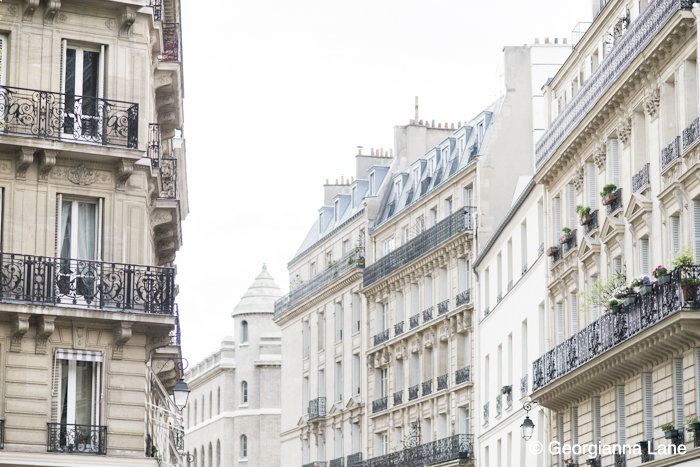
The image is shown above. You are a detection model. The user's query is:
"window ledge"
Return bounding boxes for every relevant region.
[240,343,249,347]
[239,404,249,409]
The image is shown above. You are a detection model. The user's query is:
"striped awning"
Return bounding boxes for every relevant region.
[54,349,104,363]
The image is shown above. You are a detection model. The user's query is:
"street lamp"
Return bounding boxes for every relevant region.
[172,378,191,411]
[520,401,539,441]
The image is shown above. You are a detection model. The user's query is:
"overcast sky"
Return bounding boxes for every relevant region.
[176,0,592,365]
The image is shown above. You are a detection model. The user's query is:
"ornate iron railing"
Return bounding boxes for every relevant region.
[408,384,419,401]
[456,366,470,384]
[606,188,623,215]
[507,280,513,291]
[562,229,577,255]
[330,458,344,467]
[483,402,489,421]
[456,289,470,307]
[633,163,650,193]
[535,0,693,170]
[496,395,502,415]
[538,243,544,256]
[169,304,181,345]
[532,266,698,392]
[373,329,389,347]
[0,252,174,314]
[671,430,685,450]
[275,248,364,317]
[484,307,490,317]
[497,292,502,303]
[308,397,326,420]
[47,423,107,454]
[393,390,403,406]
[0,85,139,149]
[346,453,362,467]
[615,453,626,467]
[506,389,513,407]
[161,23,181,62]
[159,158,178,199]
[550,246,562,265]
[584,209,599,236]
[641,439,655,463]
[410,314,420,329]
[522,264,528,276]
[661,136,680,169]
[437,299,449,315]
[303,462,327,467]
[423,306,433,323]
[394,321,404,337]
[0,419,4,450]
[695,430,700,448]
[437,374,448,391]
[148,123,162,168]
[372,396,388,414]
[354,434,475,467]
[683,117,700,151]
[520,374,528,398]
[150,0,162,21]
[422,379,432,396]
[364,207,475,287]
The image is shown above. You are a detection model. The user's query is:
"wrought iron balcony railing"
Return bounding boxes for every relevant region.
[584,209,599,236]
[346,453,362,467]
[661,136,680,169]
[437,374,448,391]
[550,246,562,265]
[422,306,433,323]
[363,207,475,287]
[0,85,138,149]
[394,321,404,337]
[562,229,577,255]
[373,329,389,347]
[437,299,449,315]
[161,23,181,62]
[483,402,489,421]
[408,384,419,401]
[308,397,326,420]
[275,248,364,317]
[538,243,544,256]
[409,314,420,329]
[0,419,4,449]
[506,389,513,407]
[484,307,490,317]
[633,163,650,193]
[393,390,403,406]
[455,366,470,384]
[0,252,174,314]
[496,394,502,415]
[330,458,344,467]
[456,289,470,307]
[671,430,685,451]
[169,304,181,345]
[532,266,699,393]
[615,453,626,467]
[507,280,513,291]
[422,379,432,396]
[496,292,502,303]
[520,374,528,398]
[47,423,107,454]
[606,188,623,216]
[159,158,179,199]
[683,117,700,151]
[372,396,388,413]
[522,264,528,276]
[641,438,655,463]
[535,0,693,170]
[150,0,162,21]
[354,434,474,467]
[148,123,163,168]
[303,462,327,467]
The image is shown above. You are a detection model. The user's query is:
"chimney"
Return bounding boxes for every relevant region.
[410,119,414,124]
[444,122,448,128]
[390,149,393,158]
[351,176,355,182]
[438,123,442,128]
[419,119,423,125]
[535,37,540,44]
[358,146,362,155]
[415,96,419,122]
[326,179,329,185]
[432,119,435,127]
[545,37,550,44]
[341,175,344,184]
[347,180,350,185]
[458,121,461,127]
[563,38,568,44]
[554,38,558,44]
[335,179,338,185]
[451,123,454,129]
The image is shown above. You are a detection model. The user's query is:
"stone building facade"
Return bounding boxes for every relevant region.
[0,0,190,466]
[185,266,282,467]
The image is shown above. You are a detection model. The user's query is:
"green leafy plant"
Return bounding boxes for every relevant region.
[686,414,698,425]
[671,246,695,268]
[661,422,677,432]
[575,205,591,218]
[653,265,668,279]
[607,299,620,308]
[578,273,627,314]
[600,184,617,198]
[561,227,572,234]
[682,277,700,286]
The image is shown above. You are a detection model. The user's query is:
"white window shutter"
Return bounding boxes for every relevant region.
[591,275,599,321]
[585,56,592,80]
[611,139,620,188]
[593,396,601,445]
[554,197,561,241]
[614,257,622,275]
[60,39,67,95]
[674,357,684,429]
[568,184,575,230]
[0,35,6,86]
[557,413,564,467]
[556,303,564,344]
[572,407,579,463]
[643,372,654,440]
[694,201,700,263]
[617,385,626,445]
[570,293,578,334]
[671,216,681,255]
[587,162,596,209]
[640,238,650,276]
[551,97,559,120]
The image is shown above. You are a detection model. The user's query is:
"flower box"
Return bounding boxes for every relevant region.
[664,429,679,439]
[639,284,653,295]
[580,214,592,225]
[602,192,616,205]
[559,233,571,245]
[624,295,636,306]
[546,247,559,257]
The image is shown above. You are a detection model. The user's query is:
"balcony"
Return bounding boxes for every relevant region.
[393,390,403,406]
[159,158,179,199]
[496,394,502,415]
[532,266,700,401]
[615,454,627,467]
[520,374,528,398]
[641,439,655,463]
[538,243,544,256]
[169,305,181,345]
[562,229,577,255]
[483,402,489,422]
[584,209,599,236]
[372,396,388,413]
[633,163,650,193]
[161,23,181,62]
[346,453,362,467]
[47,423,107,454]
[274,247,364,318]
[522,264,528,276]
[549,246,562,265]
[422,379,432,396]
[409,314,420,329]
[455,366,470,385]
[507,280,513,292]
[683,117,700,151]
[437,299,449,315]
[606,188,623,215]
[496,292,502,303]
[535,0,693,171]
[408,384,419,401]
[147,123,163,168]
[303,462,327,467]
[0,85,138,149]
[0,252,174,314]
[363,207,474,287]
[484,307,490,317]
[456,289,471,307]
[394,321,404,336]
[373,329,389,347]
[308,397,326,420]
[354,434,474,467]
[661,135,681,169]
[330,458,344,467]
[422,306,433,323]
[437,374,448,391]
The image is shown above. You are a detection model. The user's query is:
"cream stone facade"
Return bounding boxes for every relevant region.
[0,0,190,466]
[185,266,282,467]
[532,0,700,466]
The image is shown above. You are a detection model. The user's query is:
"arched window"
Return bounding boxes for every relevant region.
[241,381,248,404]
[209,392,213,419]
[201,396,205,421]
[216,440,221,467]
[200,445,205,467]
[193,449,197,466]
[242,320,248,343]
[208,443,213,467]
[240,435,248,459]
[194,400,197,426]
[217,387,221,415]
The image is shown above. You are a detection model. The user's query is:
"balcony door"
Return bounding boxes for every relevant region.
[61,42,104,142]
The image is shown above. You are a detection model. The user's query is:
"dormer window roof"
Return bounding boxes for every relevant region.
[369,171,376,196]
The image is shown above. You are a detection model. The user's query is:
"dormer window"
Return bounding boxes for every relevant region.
[412,167,420,190]
[428,156,436,176]
[394,179,402,200]
[477,122,485,144]
[334,200,339,222]
[369,172,376,196]
[352,186,357,208]
[319,212,324,234]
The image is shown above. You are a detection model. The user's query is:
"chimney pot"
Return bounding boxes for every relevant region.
[535,37,540,44]
[347,180,350,185]
[390,149,393,158]
[451,123,454,129]
[554,38,558,44]
[563,38,568,44]
[438,123,442,128]
[419,119,423,125]
[444,122,448,128]
[410,119,414,124]
[432,119,435,127]
[326,179,329,184]
[458,121,461,127]
[545,37,549,44]
[351,176,354,182]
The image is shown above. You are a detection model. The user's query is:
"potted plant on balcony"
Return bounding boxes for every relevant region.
[613,285,635,306]
[546,246,559,257]
[671,247,698,300]
[686,414,700,433]
[576,205,592,225]
[564,458,576,467]
[653,265,670,284]
[559,227,572,244]
[356,257,365,268]
[637,439,650,451]
[631,275,652,295]
[600,184,617,205]
[662,422,679,439]
[501,385,512,395]
[607,299,621,314]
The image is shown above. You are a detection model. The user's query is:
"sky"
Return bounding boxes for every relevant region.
[176,0,592,365]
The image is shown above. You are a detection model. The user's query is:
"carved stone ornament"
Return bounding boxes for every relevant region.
[10,314,30,352]
[16,147,35,179]
[616,119,632,146]
[644,88,660,120]
[22,0,40,22]
[112,322,133,360]
[44,0,61,23]
[571,166,585,193]
[36,316,56,354]
[118,5,137,36]
[73,326,87,349]
[38,150,58,182]
[115,160,134,191]
[63,164,101,186]
[594,145,606,170]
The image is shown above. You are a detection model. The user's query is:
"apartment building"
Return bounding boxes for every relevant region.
[0,0,190,466]
[532,0,700,465]
[185,266,282,467]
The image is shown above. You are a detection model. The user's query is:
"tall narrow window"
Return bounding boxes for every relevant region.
[241,321,248,344]
[241,381,248,404]
[671,216,681,255]
[554,196,561,243]
[556,303,564,344]
[570,293,578,334]
[463,186,474,207]
[62,43,104,140]
[353,354,361,395]
[613,257,622,275]
[572,407,579,464]
[319,212,324,234]
[587,161,596,209]
[643,372,654,441]
[335,361,343,402]
[335,428,343,459]
[557,413,564,467]
[353,293,360,333]
[394,179,402,200]
[507,240,513,287]
[59,199,101,300]
[216,440,221,467]
[352,186,357,208]
[334,199,339,222]
[616,385,626,445]
[521,221,528,272]
[217,387,221,415]
[240,435,247,459]
[590,276,599,320]
[335,302,343,342]
[537,199,544,247]
[208,443,212,467]
[303,376,309,413]
[568,184,576,229]
[640,238,650,276]
[445,198,453,217]
[303,320,310,359]
[352,422,360,454]
[209,392,212,419]
[673,358,684,430]
[610,139,620,188]
[369,172,376,195]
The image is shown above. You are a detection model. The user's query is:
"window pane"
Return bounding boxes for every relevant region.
[75,361,93,425]
[60,200,73,259]
[77,203,96,260]
[60,360,69,424]
[82,51,100,98]
[65,49,77,96]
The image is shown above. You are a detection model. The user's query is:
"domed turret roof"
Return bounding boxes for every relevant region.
[231,264,283,317]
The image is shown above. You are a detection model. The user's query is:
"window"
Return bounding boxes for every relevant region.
[193,449,198,466]
[570,293,578,334]
[343,240,349,254]
[194,400,197,426]
[335,361,343,402]
[335,302,343,342]
[326,251,333,266]
[590,276,599,320]
[521,221,528,271]
[352,422,361,453]
[463,186,474,207]
[553,196,561,242]
[556,302,563,344]
[0,35,7,86]
[335,427,343,459]
[303,320,310,359]
[430,208,437,227]
[379,302,388,332]
[671,216,681,255]
[240,435,248,459]
[310,262,317,277]
[380,368,388,398]
[587,161,596,208]
[403,227,410,243]
[62,42,104,139]
[477,122,485,144]
[445,198,453,217]
[380,433,389,455]
[303,376,309,413]
[416,216,425,233]
[369,171,376,195]
[200,444,204,467]
[567,184,575,230]
[383,237,395,255]
[616,385,626,445]
[640,238,650,276]
[241,321,248,344]
[59,199,101,302]
[557,413,564,467]
[208,443,213,467]
[352,186,357,208]
[613,257,622,275]
[187,405,190,429]
[318,312,325,351]
[216,440,221,467]
[241,381,248,404]
[610,138,620,188]
[353,354,361,395]
[353,293,360,333]
[571,408,579,464]
[643,372,654,441]
[673,358,684,430]
[57,351,102,434]
[319,212,324,234]
[209,392,212,419]
[334,199,340,222]
[413,167,420,191]
[394,179,402,199]
[428,156,436,175]
[217,387,220,415]
[694,200,700,263]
